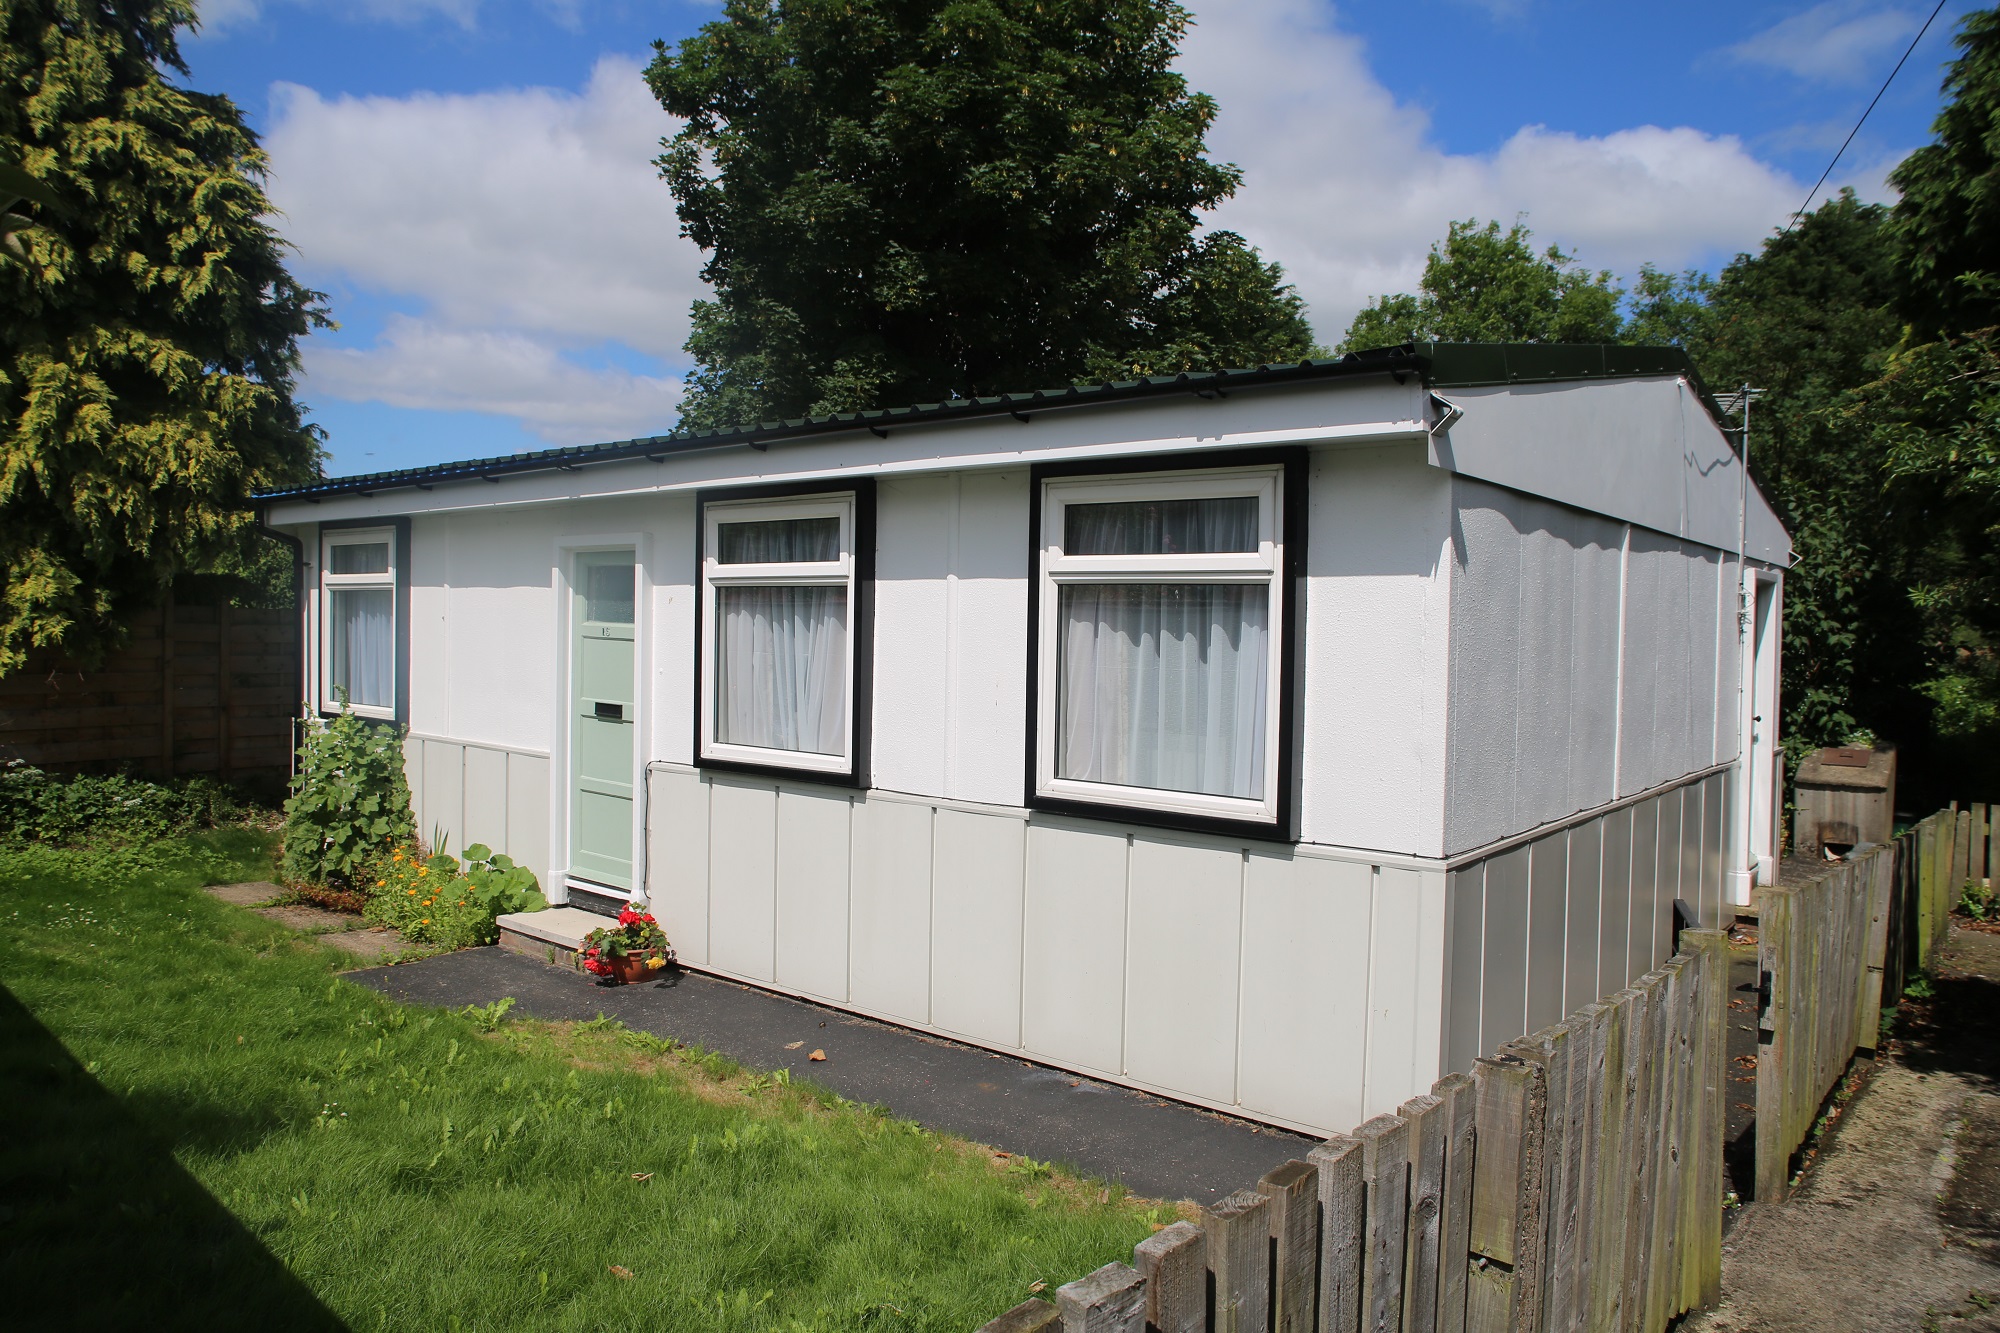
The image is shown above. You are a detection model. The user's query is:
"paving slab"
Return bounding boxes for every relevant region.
[205,881,282,907]
[318,926,414,961]
[345,946,1318,1203]
[203,884,413,960]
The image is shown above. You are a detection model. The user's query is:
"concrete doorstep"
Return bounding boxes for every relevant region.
[203,882,415,962]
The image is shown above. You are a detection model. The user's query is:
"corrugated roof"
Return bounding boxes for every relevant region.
[254,342,1724,505]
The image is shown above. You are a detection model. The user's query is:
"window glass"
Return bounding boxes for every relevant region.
[329,541,390,575]
[329,587,394,709]
[714,586,848,755]
[1055,583,1268,799]
[584,560,635,625]
[1062,496,1258,556]
[718,516,839,564]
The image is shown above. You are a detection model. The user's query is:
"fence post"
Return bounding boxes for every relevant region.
[1587,991,1634,1333]
[1133,1222,1205,1333]
[159,590,176,776]
[1858,846,1892,1052]
[1398,1095,1446,1333]
[1466,1055,1546,1333]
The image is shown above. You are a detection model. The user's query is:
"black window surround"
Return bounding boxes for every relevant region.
[693,478,876,789]
[316,515,411,727]
[1024,448,1307,842]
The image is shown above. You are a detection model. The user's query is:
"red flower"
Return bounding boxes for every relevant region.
[617,908,640,927]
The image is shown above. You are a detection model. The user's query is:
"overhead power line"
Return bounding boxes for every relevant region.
[1782,0,1951,234]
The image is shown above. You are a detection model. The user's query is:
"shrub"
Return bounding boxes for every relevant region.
[0,760,243,846]
[364,842,545,949]
[282,700,414,887]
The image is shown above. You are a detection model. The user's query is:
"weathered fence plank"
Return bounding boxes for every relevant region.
[1467,1056,1545,1333]
[1204,1189,1271,1333]
[1587,991,1634,1333]
[1133,1222,1205,1333]
[1258,1160,1319,1333]
[1056,1263,1146,1333]
[1311,1136,1366,1333]
[1356,1114,1412,1333]
[1398,1095,1446,1333]
[1434,1073,1477,1333]
[977,1298,1061,1332]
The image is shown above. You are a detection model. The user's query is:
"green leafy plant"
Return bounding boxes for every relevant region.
[0,761,243,845]
[363,841,545,949]
[1958,878,1996,921]
[281,697,415,888]
[457,997,516,1033]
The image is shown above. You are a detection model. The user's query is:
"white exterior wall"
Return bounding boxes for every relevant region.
[648,767,1447,1135]
[1442,477,1743,855]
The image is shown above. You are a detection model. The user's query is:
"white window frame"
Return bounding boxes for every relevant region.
[1035,465,1286,826]
[320,526,397,721]
[698,492,858,777]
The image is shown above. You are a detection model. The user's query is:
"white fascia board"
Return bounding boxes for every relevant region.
[261,377,1430,528]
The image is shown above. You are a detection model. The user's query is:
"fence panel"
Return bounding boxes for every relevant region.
[0,602,298,783]
[976,934,1729,1333]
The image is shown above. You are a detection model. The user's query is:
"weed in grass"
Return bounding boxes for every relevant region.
[0,831,1159,1330]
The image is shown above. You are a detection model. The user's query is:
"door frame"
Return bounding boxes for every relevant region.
[550,532,650,906]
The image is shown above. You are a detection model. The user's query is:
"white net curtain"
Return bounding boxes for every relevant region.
[714,516,848,756]
[1054,495,1269,801]
[329,588,393,709]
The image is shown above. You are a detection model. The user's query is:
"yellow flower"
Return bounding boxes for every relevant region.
[375,880,386,888]
[421,918,430,925]
[407,889,417,896]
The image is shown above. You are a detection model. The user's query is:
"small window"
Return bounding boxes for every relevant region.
[321,527,398,719]
[698,490,865,780]
[1034,464,1288,829]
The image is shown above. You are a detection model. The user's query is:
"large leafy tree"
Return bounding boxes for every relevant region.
[1685,193,1914,763]
[645,0,1314,430]
[0,0,326,676]
[1339,219,1629,350]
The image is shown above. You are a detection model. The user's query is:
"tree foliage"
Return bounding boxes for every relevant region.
[645,0,1314,430]
[1339,219,1633,350]
[0,0,326,677]
[1884,6,2000,337]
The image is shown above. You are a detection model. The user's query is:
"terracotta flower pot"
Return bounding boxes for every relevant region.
[608,951,661,986]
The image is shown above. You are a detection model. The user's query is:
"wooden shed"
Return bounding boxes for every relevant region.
[258,344,1792,1136]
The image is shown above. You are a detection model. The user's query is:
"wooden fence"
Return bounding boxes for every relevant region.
[978,932,1732,1333]
[1754,803,1989,1201]
[0,601,298,783]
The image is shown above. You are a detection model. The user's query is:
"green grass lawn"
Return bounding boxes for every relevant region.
[0,831,1157,1331]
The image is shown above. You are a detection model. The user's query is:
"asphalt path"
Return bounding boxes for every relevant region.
[345,946,1317,1204]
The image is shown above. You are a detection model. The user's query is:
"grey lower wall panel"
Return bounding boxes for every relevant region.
[1441,767,1732,1075]
[401,735,552,890]
[642,766,1449,1137]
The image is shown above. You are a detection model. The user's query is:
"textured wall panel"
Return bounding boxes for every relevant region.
[1020,822,1129,1076]
[461,745,509,854]
[848,795,934,1024]
[708,779,777,981]
[646,767,707,964]
[1239,851,1374,1129]
[775,787,852,1003]
[1124,836,1243,1104]
[1564,818,1604,1014]
[930,807,1027,1047]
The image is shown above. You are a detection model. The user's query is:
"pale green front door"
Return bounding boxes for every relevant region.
[570,552,636,892]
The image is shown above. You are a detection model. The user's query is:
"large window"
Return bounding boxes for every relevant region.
[321,526,399,719]
[1032,459,1297,832]
[698,485,872,782]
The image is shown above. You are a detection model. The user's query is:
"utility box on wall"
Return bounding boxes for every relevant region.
[1794,746,1897,856]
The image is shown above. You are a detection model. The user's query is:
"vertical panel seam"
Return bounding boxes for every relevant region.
[1119,832,1133,1078]
[1612,522,1630,797]
[1232,848,1248,1107]
[1362,863,1379,1115]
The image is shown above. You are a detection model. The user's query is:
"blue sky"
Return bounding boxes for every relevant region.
[174,0,1983,477]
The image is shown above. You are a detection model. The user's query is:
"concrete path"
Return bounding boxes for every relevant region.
[344,946,1318,1204]
[204,882,413,961]
[1685,924,2000,1333]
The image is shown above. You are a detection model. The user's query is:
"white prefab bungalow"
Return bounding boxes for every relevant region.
[260,345,1791,1138]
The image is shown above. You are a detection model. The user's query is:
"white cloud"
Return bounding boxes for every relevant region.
[266,57,698,357]
[1179,0,1823,342]
[1724,2,1923,85]
[197,0,483,35]
[305,316,682,443]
